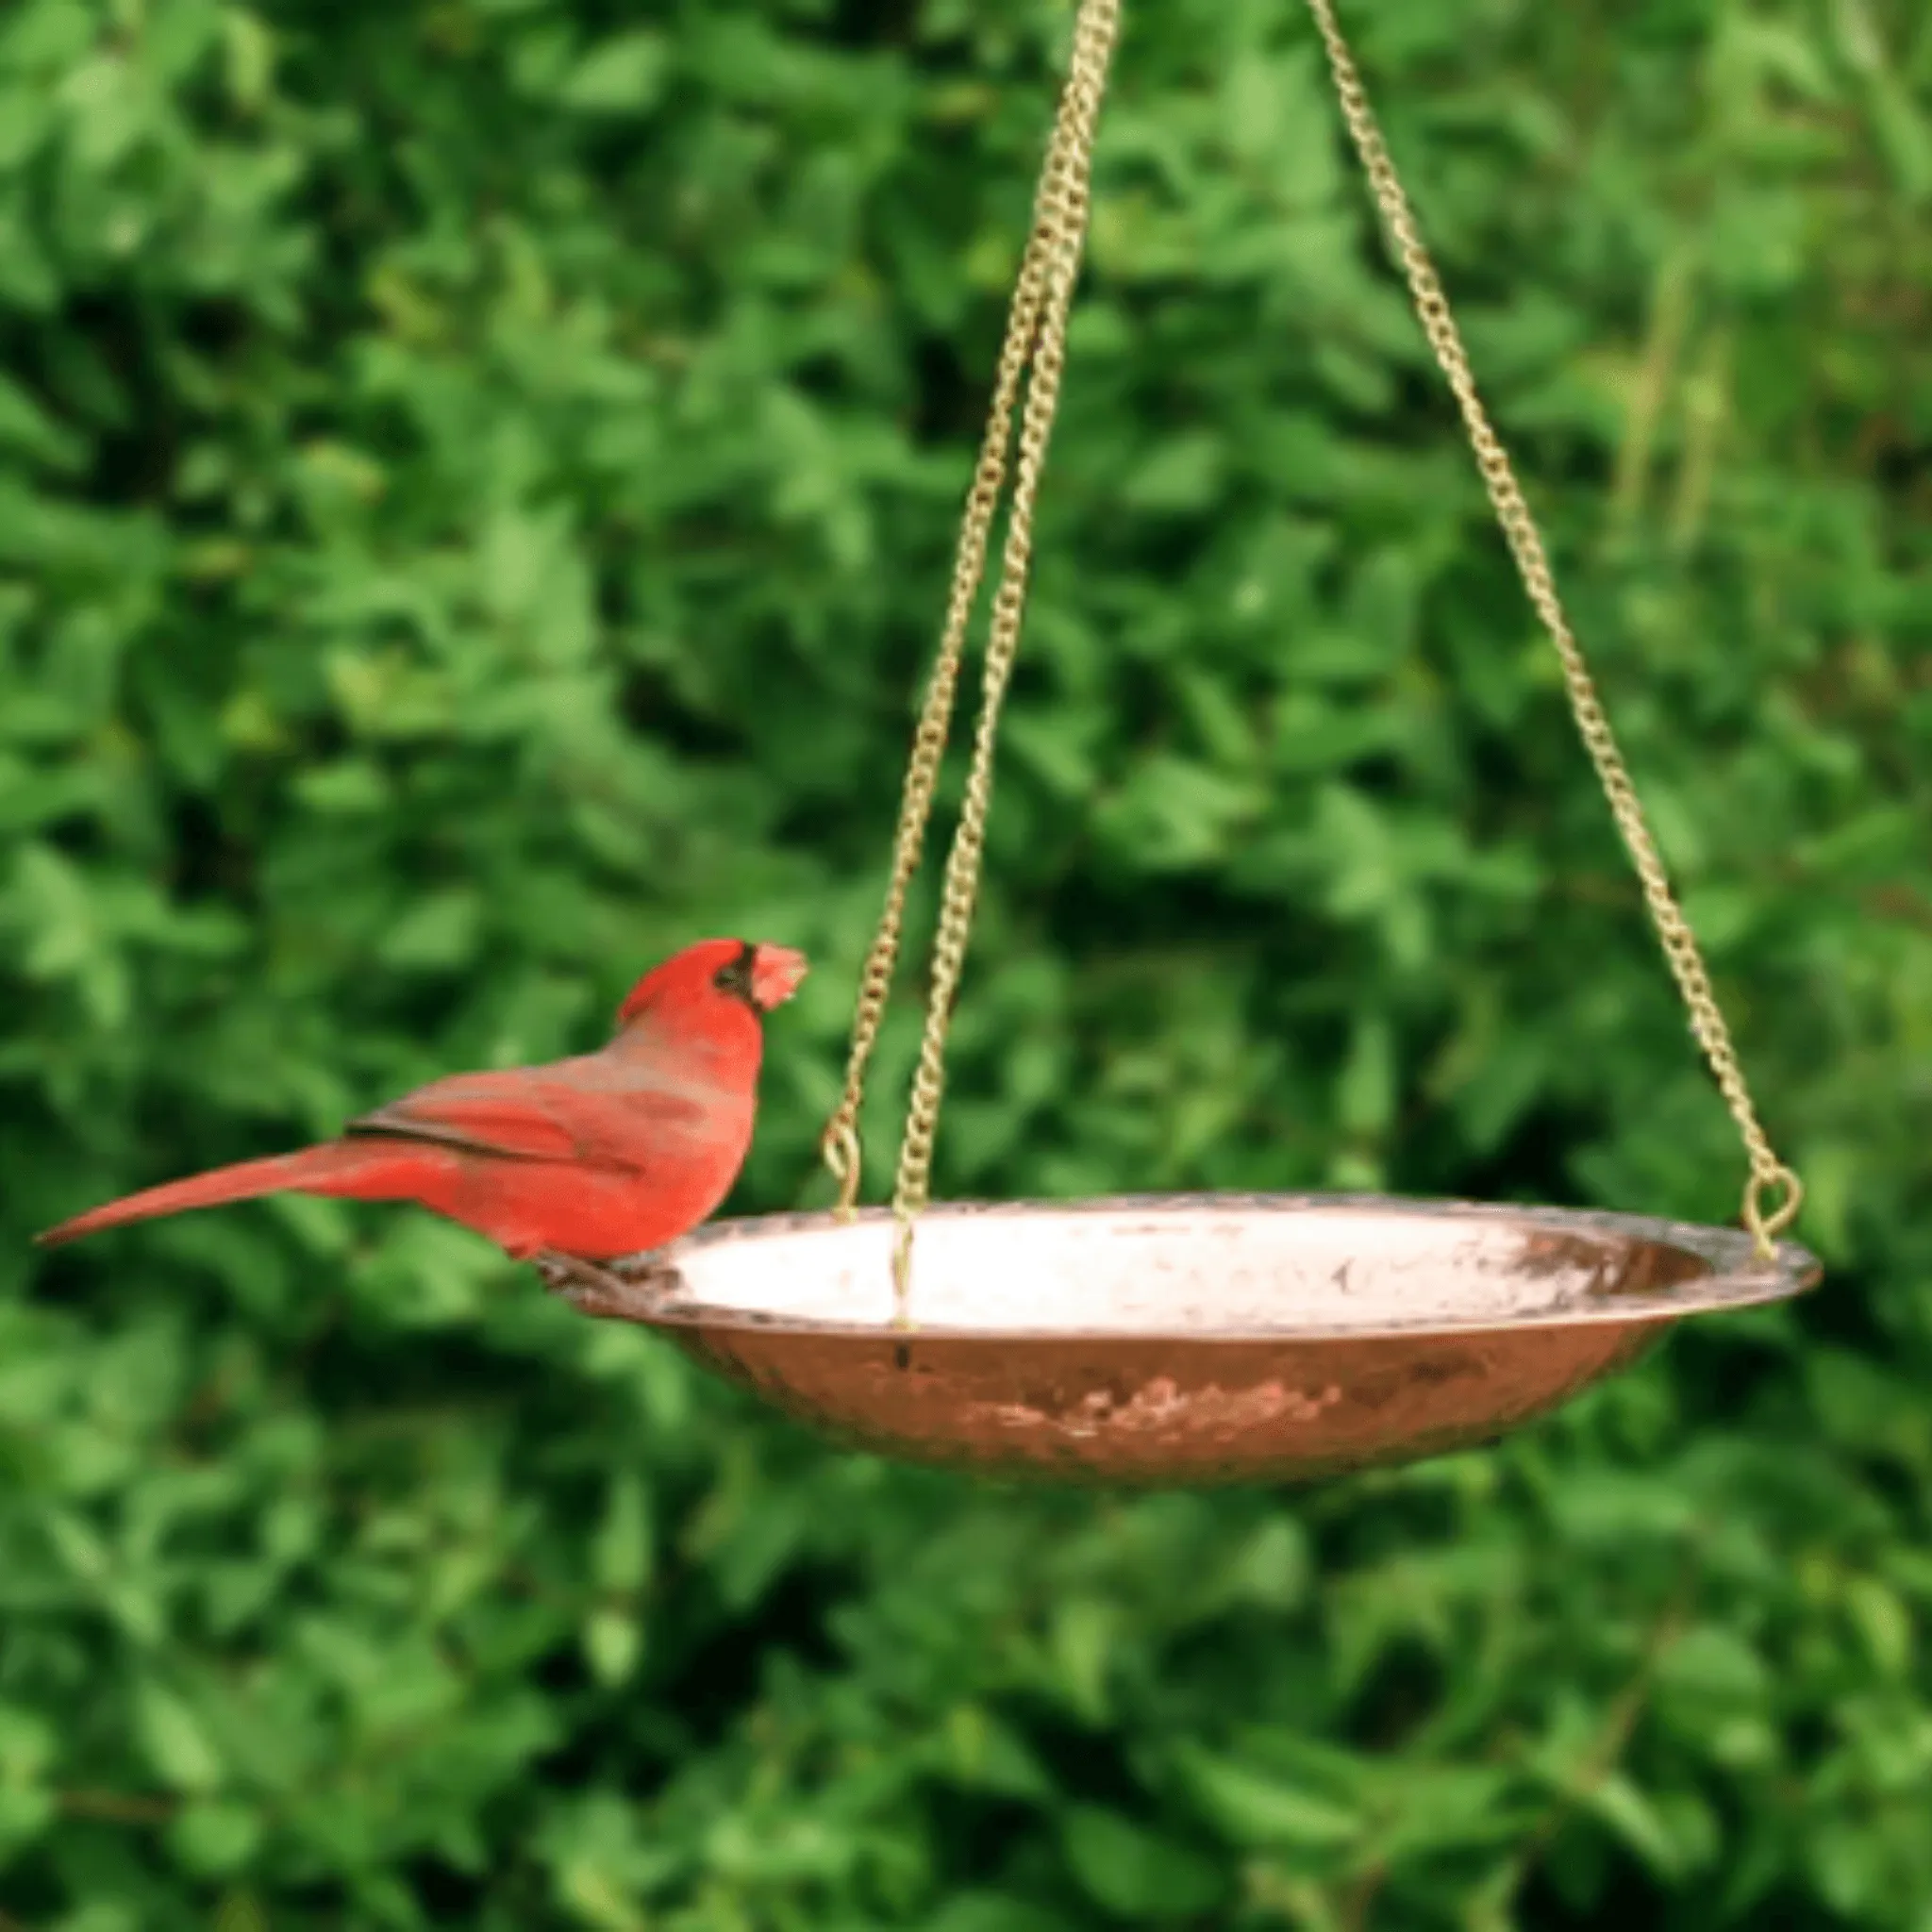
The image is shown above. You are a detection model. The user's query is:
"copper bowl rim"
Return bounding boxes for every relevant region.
[637,1191,1823,1343]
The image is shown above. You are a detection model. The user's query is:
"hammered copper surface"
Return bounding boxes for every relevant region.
[585,1195,1821,1486]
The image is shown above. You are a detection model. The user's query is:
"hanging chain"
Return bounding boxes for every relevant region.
[886,0,1120,1310]
[1301,0,1801,1257]
[818,226,1053,1216]
[821,0,1123,1318]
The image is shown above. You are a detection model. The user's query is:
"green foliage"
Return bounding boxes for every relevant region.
[3,0,1930,1925]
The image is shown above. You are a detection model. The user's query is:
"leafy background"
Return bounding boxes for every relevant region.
[3,0,1930,1925]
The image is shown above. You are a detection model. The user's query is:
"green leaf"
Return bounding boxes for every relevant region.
[0,372,82,469]
[558,33,667,114]
[591,1473,652,1593]
[1336,1010,1396,1137]
[167,1800,264,1876]
[1581,1773,1683,1879]
[919,1897,1076,1932]
[1060,1807,1228,1919]
[0,1783,56,1857]
[583,1610,642,1688]
[1173,1742,1363,1850]
[1047,1597,1117,1724]
[134,1684,224,1793]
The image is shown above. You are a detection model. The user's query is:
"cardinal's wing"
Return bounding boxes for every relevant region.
[346,1065,711,1171]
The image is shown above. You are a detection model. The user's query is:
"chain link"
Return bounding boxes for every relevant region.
[818,4,1113,1226]
[820,0,1123,1321]
[1301,0,1801,1256]
[886,0,1122,1313]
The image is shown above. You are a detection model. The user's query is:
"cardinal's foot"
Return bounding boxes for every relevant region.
[533,1250,681,1323]
[608,1247,672,1282]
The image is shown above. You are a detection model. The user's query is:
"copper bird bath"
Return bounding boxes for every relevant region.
[580,1198,1821,1485]
[559,0,1821,1486]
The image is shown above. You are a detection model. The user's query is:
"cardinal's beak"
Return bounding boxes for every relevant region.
[751,944,808,1012]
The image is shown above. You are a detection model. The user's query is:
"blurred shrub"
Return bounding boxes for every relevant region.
[3,0,1930,1926]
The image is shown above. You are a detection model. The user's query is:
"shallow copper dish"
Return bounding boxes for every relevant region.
[586,1194,1821,1486]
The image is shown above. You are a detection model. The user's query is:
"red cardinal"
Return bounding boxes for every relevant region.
[36,938,807,1311]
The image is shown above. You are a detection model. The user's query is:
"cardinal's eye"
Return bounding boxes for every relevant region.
[712,942,758,1005]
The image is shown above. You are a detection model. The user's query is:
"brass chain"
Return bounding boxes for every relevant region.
[1301,0,1801,1256]
[886,0,1121,1312]
[818,4,1113,1220]
[818,0,1123,1320]
[818,213,1057,1216]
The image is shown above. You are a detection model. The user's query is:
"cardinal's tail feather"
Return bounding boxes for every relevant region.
[34,1140,450,1247]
